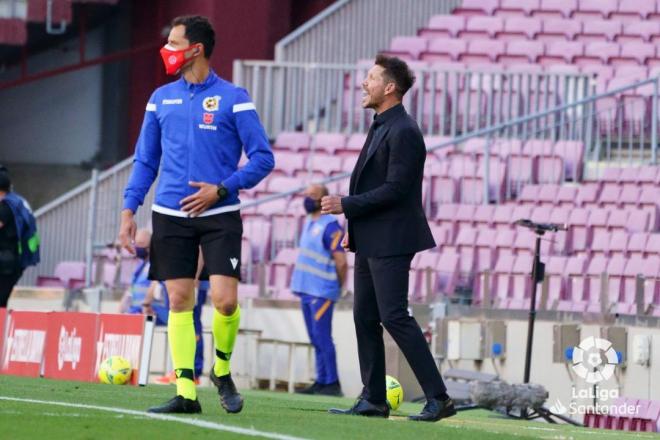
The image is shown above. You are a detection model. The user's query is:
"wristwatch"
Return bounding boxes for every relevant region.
[216,183,229,201]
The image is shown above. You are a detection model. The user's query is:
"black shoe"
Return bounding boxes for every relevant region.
[147,395,202,414]
[210,369,244,414]
[317,381,344,397]
[329,398,389,418]
[296,382,322,395]
[408,397,457,422]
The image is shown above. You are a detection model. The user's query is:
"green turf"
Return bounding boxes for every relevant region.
[0,375,657,440]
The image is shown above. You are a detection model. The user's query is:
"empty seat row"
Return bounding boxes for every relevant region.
[421,14,660,43]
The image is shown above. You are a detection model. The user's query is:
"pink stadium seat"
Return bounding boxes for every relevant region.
[243,218,272,261]
[495,0,540,17]
[473,204,495,229]
[576,41,620,66]
[312,132,346,154]
[540,40,584,65]
[646,234,660,258]
[495,229,517,260]
[606,256,627,305]
[618,21,660,43]
[493,204,514,231]
[455,203,477,230]
[628,232,648,259]
[518,184,540,205]
[386,36,428,60]
[577,19,622,43]
[612,0,657,22]
[265,176,304,194]
[615,65,649,82]
[344,133,367,152]
[576,183,600,205]
[546,256,567,308]
[274,132,311,152]
[507,155,536,197]
[601,167,621,182]
[496,17,543,40]
[549,206,570,254]
[555,185,578,207]
[307,153,343,176]
[459,177,486,204]
[607,209,629,232]
[612,42,656,66]
[638,166,659,185]
[573,0,618,21]
[271,215,300,256]
[561,255,588,308]
[590,230,611,258]
[537,18,582,42]
[609,230,629,258]
[599,183,622,208]
[453,0,499,17]
[568,207,590,254]
[588,207,610,236]
[583,256,609,307]
[420,38,467,62]
[629,210,651,234]
[537,156,564,184]
[419,15,465,39]
[460,16,504,40]
[475,229,496,270]
[620,183,641,206]
[435,251,460,296]
[268,248,298,292]
[553,141,584,181]
[499,40,545,64]
[430,176,459,207]
[511,254,534,299]
[533,0,578,19]
[492,253,515,305]
[275,152,306,176]
[460,39,506,64]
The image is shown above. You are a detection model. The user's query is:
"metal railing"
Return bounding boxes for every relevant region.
[234,60,592,138]
[274,0,461,63]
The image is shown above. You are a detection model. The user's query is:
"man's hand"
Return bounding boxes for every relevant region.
[341,231,350,251]
[142,302,154,316]
[118,209,137,254]
[321,195,344,215]
[180,181,220,217]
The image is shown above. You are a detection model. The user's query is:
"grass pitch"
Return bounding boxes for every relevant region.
[0,375,657,440]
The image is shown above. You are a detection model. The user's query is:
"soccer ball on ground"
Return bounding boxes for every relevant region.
[98,355,132,385]
[386,375,403,410]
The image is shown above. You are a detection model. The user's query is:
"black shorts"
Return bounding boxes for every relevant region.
[149,210,242,281]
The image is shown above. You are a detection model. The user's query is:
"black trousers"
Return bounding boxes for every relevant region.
[0,270,22,308]
[354,253,446,403]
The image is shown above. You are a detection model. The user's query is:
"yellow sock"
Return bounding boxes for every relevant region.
[168,310,196,400]
[212,305,240,377]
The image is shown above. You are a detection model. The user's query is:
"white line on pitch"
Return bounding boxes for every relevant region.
[0,396,308,440]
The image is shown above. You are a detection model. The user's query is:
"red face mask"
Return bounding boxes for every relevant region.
[159,44,199,75]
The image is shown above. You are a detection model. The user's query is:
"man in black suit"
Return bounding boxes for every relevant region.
[321,55,455,422]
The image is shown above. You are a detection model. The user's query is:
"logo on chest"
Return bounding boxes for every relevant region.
[203,113,214,124]
[203,95,221,112]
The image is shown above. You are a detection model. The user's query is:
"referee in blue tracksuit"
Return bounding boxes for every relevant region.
[119,15,274,414]
[291,184,348,396]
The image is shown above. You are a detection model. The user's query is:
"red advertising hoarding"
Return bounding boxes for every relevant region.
[1,311,49,377]
[95,313,145,385]
[43,312,98,382]
[0,308,6,360]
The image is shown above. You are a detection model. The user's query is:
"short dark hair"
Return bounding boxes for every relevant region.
[375,54,415,99]
[171,15,216,59]
[0,170,10,192]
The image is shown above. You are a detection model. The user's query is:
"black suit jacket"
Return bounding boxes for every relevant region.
[341,104,435,257]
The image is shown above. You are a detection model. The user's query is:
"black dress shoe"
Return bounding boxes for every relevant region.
[296,382,322,394]
[210,369,244,414]
[329,398,389,418]
[147,395,202,414]
[317,381,344,397]
[408,397,457,422]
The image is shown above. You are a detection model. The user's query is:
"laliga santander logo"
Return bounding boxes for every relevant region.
[57,325,82,371]
[168,55,177,65]
[571,337,619,384]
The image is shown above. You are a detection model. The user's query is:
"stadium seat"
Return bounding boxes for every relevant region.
[573,0,617,21]
[537,18,582,42]
[274,132,311,152]
[495,0,540,18]
[612,0,657,23]
[453,0,499,17]
[460,16,504,40]
[419,15,465,39]
[496,17,543,41]
[532,0,578,20]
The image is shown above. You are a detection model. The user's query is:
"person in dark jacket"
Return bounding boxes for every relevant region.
[321,55,455,422]
[0,166,39,308]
